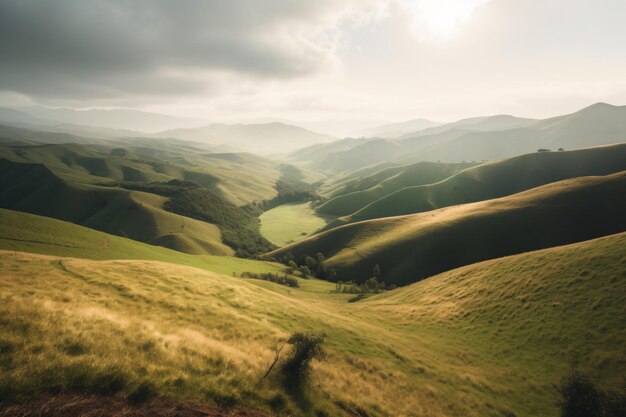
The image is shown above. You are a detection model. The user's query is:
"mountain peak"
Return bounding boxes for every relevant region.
[577,102,619,113]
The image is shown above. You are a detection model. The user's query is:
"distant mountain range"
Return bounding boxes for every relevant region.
[352,118,443,138]
[0,107,339,154]
[290,103,626,172]
[153,122,337,155]
[18,106,208,133]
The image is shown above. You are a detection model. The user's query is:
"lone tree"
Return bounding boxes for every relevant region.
[281,331,327,388]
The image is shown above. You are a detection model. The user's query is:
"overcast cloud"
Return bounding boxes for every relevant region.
[0,0,625,121]
[0,0,381,99]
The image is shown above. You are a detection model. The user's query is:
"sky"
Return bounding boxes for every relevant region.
[0,0,625,125]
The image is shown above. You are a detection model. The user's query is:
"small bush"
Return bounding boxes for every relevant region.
[240,272,299,288]
[127,381,158,403]
[269,393,287,411]
[210,391,240,409]
[281,331,327,387]
[90,366,129,395]
[556,361,626,417]
[557,367,602,417]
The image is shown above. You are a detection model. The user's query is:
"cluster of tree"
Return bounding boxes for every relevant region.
[119,179,275,257]
[334,265,396,294]
[276,252,337,280]
[557,360,625,417]
[238,271,299,288]
[335,278,396,294]
[537,147,565,152]
[275,255,399,295]
[245,164,323,215]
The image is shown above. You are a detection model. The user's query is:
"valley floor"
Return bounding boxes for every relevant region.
[1,232,624,417]
[259,203,333,247]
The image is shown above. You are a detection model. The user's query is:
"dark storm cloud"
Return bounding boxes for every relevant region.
[0,0,348,99]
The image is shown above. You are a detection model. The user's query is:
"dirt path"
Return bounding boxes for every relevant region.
[0,395,270,417]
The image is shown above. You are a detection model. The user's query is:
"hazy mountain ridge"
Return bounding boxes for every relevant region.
[291,103,626,173]
[352,118,442,138]
[19,106,208,133]
[154,122,337,155]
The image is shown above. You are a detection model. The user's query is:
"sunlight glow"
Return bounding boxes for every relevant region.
[401,0,489,41]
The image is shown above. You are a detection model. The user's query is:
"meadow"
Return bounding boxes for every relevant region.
[260,203,332,247]
[1,226,624,416]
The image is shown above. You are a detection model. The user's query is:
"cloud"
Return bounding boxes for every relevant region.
[0,0,383,102]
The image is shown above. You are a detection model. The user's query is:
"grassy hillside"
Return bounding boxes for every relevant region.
[260,203,331,246]
[337,143,626,225]
[0,141,282,206]
[1,232,624,416]
[317,161,475,216]
[0,159,234,255]
[269,171,626,285]
[0,208,286,276]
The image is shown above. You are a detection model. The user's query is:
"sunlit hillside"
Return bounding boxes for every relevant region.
[1,232,624,416]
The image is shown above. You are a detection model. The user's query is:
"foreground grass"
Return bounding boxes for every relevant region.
[260,203,332,247]
[1,232,624,416]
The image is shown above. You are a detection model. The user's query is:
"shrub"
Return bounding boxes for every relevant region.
[127,381,158,403]
[557,366,602,417]
[281,331,327,387]
[269,393,288,411]
[556,360,625,417]
[240,272,299,288]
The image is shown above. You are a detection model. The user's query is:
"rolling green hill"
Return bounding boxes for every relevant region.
[0,140,283,206]
[269,171,626,286]
[316,161,475,216]
[0,159,233,255]
[0,208,285,276]
[1,230,623,417]
[335,143,626,226]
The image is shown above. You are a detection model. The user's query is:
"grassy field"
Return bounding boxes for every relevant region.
[0,208,287,277]
[270,171,626,285]
[1,232,624,416]
[334,143,626,226]
[260,203,332,247]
